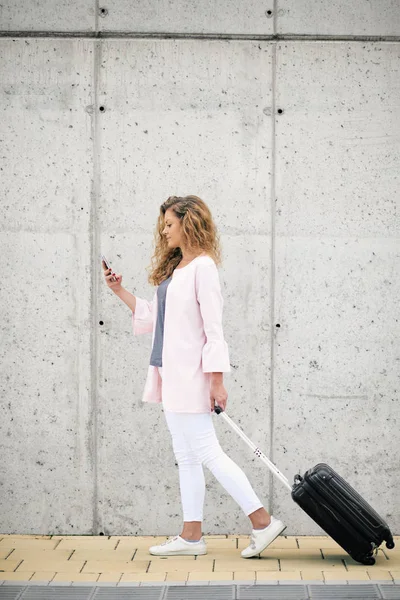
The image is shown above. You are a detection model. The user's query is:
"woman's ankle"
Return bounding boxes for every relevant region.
[249,507,271,530]
[180,521,202,541]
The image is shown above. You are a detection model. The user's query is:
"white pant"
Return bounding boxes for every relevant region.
[158,367,263,521]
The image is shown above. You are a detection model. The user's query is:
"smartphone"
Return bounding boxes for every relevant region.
[101,254,112,271]
[101,254,115,281]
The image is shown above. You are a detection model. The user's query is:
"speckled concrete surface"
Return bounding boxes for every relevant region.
[277,0,400,36]
[0,38,95,534]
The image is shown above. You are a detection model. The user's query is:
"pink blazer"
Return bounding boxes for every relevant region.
[132,255,231,413]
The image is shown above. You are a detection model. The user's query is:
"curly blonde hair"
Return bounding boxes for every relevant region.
[147,195,222,286]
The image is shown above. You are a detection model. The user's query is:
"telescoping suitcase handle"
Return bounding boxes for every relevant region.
[214,405,292,492]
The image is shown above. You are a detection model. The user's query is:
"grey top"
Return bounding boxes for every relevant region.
[149,275,172,367]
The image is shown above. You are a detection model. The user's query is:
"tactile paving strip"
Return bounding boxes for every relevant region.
[94,588,164,599]
[309,584,381,599]
[19,587,94,600]
[165,585,234,599]
[380,585,400,600]
[1,583,399,600]
[238,584,308,599]
[0,587,26,600]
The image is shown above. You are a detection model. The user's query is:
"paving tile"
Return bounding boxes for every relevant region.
[115,537,168,549]
[324,570,369,581]
[388,552,400,559]
[9,549,72,561]
[281,559,345,570]
[203,539,237,549]
[0,560,20,571]
[386,554,400,563]
[1,535,52,540]
[367,570,393,580]
[149,560,213,572]
[0,539,58,549]
[197,549,237,557]
[256,570,301,581]
[97,572,122,582]
[196,552,240,563]
[300,569,324,581]
[110,536,167,542]
[55,538,117,550]
[134,550,198,560]
[16,560,85,572]
[187,571,233,581]
[320,557,347,567]
[233,571,256,581]
[389,571,400,582]
[82,560,150,573]
[266,537,299,549]
[30,572,56,581]
[69,549,134,561]
[120,573,167,583]
[51,536,111,541]
[165,572,188,582]
[130,573,166,582]
[119,573,164,583]
[258,549,322,559]
[215,559,279,571]
[52,572,100,582]
[237,537,298,550]
[297,537,341,549]
[320,548,348,557]
[0,571,34,580]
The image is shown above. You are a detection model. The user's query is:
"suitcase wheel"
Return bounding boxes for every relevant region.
[386,539,395,550]
[360,556,376,566]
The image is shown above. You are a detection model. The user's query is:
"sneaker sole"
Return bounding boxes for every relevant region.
[149,548,207,556]
[241,524,287,558]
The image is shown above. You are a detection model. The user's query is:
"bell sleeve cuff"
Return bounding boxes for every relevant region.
[132,295,154,336]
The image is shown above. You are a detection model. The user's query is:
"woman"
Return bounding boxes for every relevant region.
[103,195,286,557]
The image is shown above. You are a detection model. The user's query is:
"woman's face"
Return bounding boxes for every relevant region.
[162,208,183,249]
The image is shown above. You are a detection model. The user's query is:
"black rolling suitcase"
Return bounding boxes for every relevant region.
[214,406,395,565]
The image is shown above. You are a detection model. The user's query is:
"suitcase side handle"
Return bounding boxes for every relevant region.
[214,404,292,492]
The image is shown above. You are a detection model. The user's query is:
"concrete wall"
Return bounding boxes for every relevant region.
[0,2,399,535]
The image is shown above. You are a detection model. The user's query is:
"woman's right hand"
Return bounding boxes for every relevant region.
[103,266,123,292]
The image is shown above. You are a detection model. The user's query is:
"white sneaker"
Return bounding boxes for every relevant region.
[241,516,287,558]
[149,535,207,556]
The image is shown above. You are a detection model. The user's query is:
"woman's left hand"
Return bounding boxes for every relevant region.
[210,382,228,412]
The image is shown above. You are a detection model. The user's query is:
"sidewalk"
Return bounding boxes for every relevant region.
[0,534,399,586]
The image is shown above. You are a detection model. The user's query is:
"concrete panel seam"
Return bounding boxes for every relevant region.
[269,42,278,517]
[90,39,101,534]
[1,32,400,41]
[94,0,99,34]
